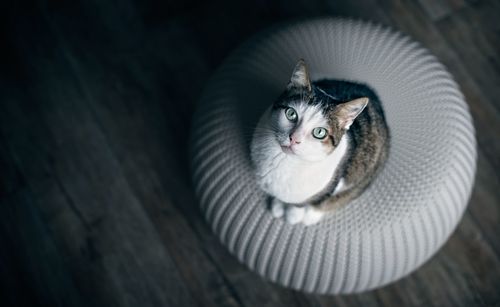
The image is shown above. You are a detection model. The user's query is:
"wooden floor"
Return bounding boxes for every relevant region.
[1,0,499,306]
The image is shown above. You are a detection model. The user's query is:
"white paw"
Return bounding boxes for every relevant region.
[303,207,324,226]
[271,199,285,218]
[285,206,306,224]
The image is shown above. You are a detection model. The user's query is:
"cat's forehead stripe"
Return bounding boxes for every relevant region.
[289,102,328,127]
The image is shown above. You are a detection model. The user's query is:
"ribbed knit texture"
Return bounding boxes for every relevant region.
[190,18,476,294]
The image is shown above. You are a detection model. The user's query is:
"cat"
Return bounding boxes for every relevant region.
[250,59,390,225]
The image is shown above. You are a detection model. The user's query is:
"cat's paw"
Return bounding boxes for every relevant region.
[285,206,306,224]
[270,198,285,218]
[303,206,324,226]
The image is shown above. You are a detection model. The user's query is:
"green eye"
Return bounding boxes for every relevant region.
[285,107,298,122]
[312,127,328,139]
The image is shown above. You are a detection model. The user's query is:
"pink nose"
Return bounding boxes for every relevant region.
[289,135,301,145]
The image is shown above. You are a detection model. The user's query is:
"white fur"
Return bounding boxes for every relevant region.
[302,206,324,225]
[251,105,349,226]
[270,199,326,225]
[334,178,347,193]
[285,206,305,224]
[271,198,285,218]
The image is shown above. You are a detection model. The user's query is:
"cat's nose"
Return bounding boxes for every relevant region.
[289,135,301,145]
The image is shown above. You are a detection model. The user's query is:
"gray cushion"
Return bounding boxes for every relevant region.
[190,18,476,294]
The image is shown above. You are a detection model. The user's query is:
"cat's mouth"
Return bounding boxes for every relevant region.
[280,145,295,155]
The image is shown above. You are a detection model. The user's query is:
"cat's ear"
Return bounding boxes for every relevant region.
[334,97,369,130]
[287,59,312,93]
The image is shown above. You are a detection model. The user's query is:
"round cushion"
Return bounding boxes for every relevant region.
[190,18,476,294]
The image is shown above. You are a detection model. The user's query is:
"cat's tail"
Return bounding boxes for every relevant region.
[314,187,362,212]
[314,156,384,212]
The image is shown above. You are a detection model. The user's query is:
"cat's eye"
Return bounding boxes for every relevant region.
[312,127,328,139]
[285,107,298,122]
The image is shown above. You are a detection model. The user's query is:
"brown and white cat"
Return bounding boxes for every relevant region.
[250,59,390,225]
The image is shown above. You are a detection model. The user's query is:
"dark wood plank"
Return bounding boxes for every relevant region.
[0,6,198,305]
[0,140,84,307]
[434,0,500,136]
[467,150,500,257]
[0,85,197,307]
[418,0,467,21]
[50,23,243,307]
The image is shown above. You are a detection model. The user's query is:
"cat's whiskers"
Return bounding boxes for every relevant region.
[258,150,286,179]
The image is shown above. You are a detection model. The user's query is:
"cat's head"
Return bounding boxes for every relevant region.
[268,59,369,162]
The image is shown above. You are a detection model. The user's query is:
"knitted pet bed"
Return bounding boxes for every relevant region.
[190,18,476,294]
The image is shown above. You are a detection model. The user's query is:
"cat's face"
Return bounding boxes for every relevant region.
[270,100,334,162]
[266,59,369,162]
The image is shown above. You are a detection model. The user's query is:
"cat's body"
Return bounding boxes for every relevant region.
[250,60,390,225]
[252,107,350,204]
